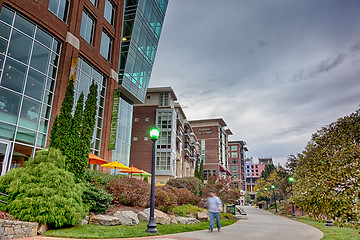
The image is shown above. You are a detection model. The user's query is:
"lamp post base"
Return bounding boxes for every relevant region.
[145,217,158,234]
[292,213,296,218]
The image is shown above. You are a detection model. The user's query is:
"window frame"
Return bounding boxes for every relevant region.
[80,10,96,45]
[100,30,113,61]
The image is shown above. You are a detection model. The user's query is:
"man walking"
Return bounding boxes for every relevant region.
[207,190,222,232]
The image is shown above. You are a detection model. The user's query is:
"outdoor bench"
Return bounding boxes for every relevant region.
[235,206,247,219]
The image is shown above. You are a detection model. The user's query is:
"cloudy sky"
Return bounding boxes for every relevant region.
[149,0,360,165]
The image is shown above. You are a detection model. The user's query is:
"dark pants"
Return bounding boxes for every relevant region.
[209,211,221,231]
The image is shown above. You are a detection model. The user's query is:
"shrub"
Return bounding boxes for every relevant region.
[82,182,113,214]
[154,186,177,212]
[166,177,204,196]
[143,176,148,183]
[0,148,88,227]
[83,169,118,188]
[106,177,150,207]
[220,212,234,219]
[170,204,205,217]
[166,186,201,206]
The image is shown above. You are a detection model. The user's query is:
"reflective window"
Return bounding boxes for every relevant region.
[111,96,133,171]
[119,0,168,103]
[156,152,171,171]
[89,0,97,7]
[0,6,61,155]
[80,11,95,45]
[232,166,239,172]
[104,0,115,25]
[48,0,70,22]
[231,152,238,157]
[75,57,107,155]
[100,31,112,61]
[231,145,237,151]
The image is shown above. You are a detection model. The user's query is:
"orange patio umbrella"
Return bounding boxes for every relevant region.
[119,166,144,177]
[89,153,107,165]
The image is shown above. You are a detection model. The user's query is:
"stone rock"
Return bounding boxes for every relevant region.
[143,208,171,225]
[114,211,139,226]
[138,212,148,222]
[89,215,121,226]
[176,217,200,225]
[197,210,209,221]
[169,214,178,224]
[79,216,89,226]
[37,223,49,235]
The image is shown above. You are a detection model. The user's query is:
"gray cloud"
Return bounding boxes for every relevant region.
[291,54,346,82]
[151,0,360,165]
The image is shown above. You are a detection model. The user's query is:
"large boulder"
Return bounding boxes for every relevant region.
[138,211,148,222]
[114,211,139,226]
[197,210,209,221]
[176,216,200,224]
[168,214,178,224]
[89,215,121,226]
[142,208,171,225]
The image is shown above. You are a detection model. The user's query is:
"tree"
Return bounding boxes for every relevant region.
[285,154,299,174]
[206,175,241,204]
[293,109,360,223]
[260,163,275,179]
[194,159,199,179]
[199,159,204,182]
[82,81,98,155]
[0,148,87,227]
[64,93,88,179]
[49,76,75,150]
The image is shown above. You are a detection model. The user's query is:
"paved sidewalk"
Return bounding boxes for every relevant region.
[22,206,323,240]
[172,206,323,240]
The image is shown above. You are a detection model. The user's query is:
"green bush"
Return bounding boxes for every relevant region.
[82,182,113,214]
[166,177,204,196]
[83,169,118,188]
[0,148,88,227]
[220,212,234,219]
[170,204,205,217]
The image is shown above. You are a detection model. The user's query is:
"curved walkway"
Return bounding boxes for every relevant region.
[22,206,323,240]
[172,206,323,240]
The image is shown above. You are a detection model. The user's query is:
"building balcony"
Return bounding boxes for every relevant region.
[176,131,183,142]
[184,129,190,139]
[184,144,190,154]
[189,141,196,149]
[189,153,196,161]
[176,151,181,161]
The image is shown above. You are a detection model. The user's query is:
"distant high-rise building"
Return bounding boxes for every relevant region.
[228,141,248,191]
[130,87,200,184]
[189,119,232,180]
[0,0,169,176]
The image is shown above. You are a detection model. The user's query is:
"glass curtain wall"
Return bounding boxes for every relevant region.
[119,0,168,103]
[75,57,107,156]
[111,95,133,174]
[0,6,61,173]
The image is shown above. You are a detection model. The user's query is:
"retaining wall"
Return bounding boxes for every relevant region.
[0,219,38,240]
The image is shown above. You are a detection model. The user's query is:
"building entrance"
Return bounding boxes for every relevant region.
[0,140,11,176]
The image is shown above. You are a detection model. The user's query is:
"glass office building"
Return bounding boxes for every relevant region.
[112,0,168,165]
[119,0,168,104]
[0,6,61,174]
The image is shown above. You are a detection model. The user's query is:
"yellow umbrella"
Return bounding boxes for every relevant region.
[100,161,130,173]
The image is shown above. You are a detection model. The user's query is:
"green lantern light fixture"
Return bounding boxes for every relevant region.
[289,177,294,182]
[271,185,275,189]
[149,126,160,142]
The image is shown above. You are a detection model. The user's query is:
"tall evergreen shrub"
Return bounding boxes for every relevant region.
[0,148,87,227]
[49,76,75,150]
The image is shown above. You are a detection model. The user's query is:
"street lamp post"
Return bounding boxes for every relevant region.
[289,177,296,218]
[271,185,278,213]
[265,187,268,209]
[145,126,160,234]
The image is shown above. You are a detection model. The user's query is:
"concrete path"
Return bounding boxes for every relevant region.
[22,206,323,240]
[171,206,323,240]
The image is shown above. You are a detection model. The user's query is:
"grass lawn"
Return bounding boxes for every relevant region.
[44,219,237,239]
[266,208,360,240]
[295,217,360,240]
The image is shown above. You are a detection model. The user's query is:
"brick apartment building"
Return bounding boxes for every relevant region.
[228,140,248,191]
[0,0,168,176]
[130,87,200,184]
[189,118,232,180]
